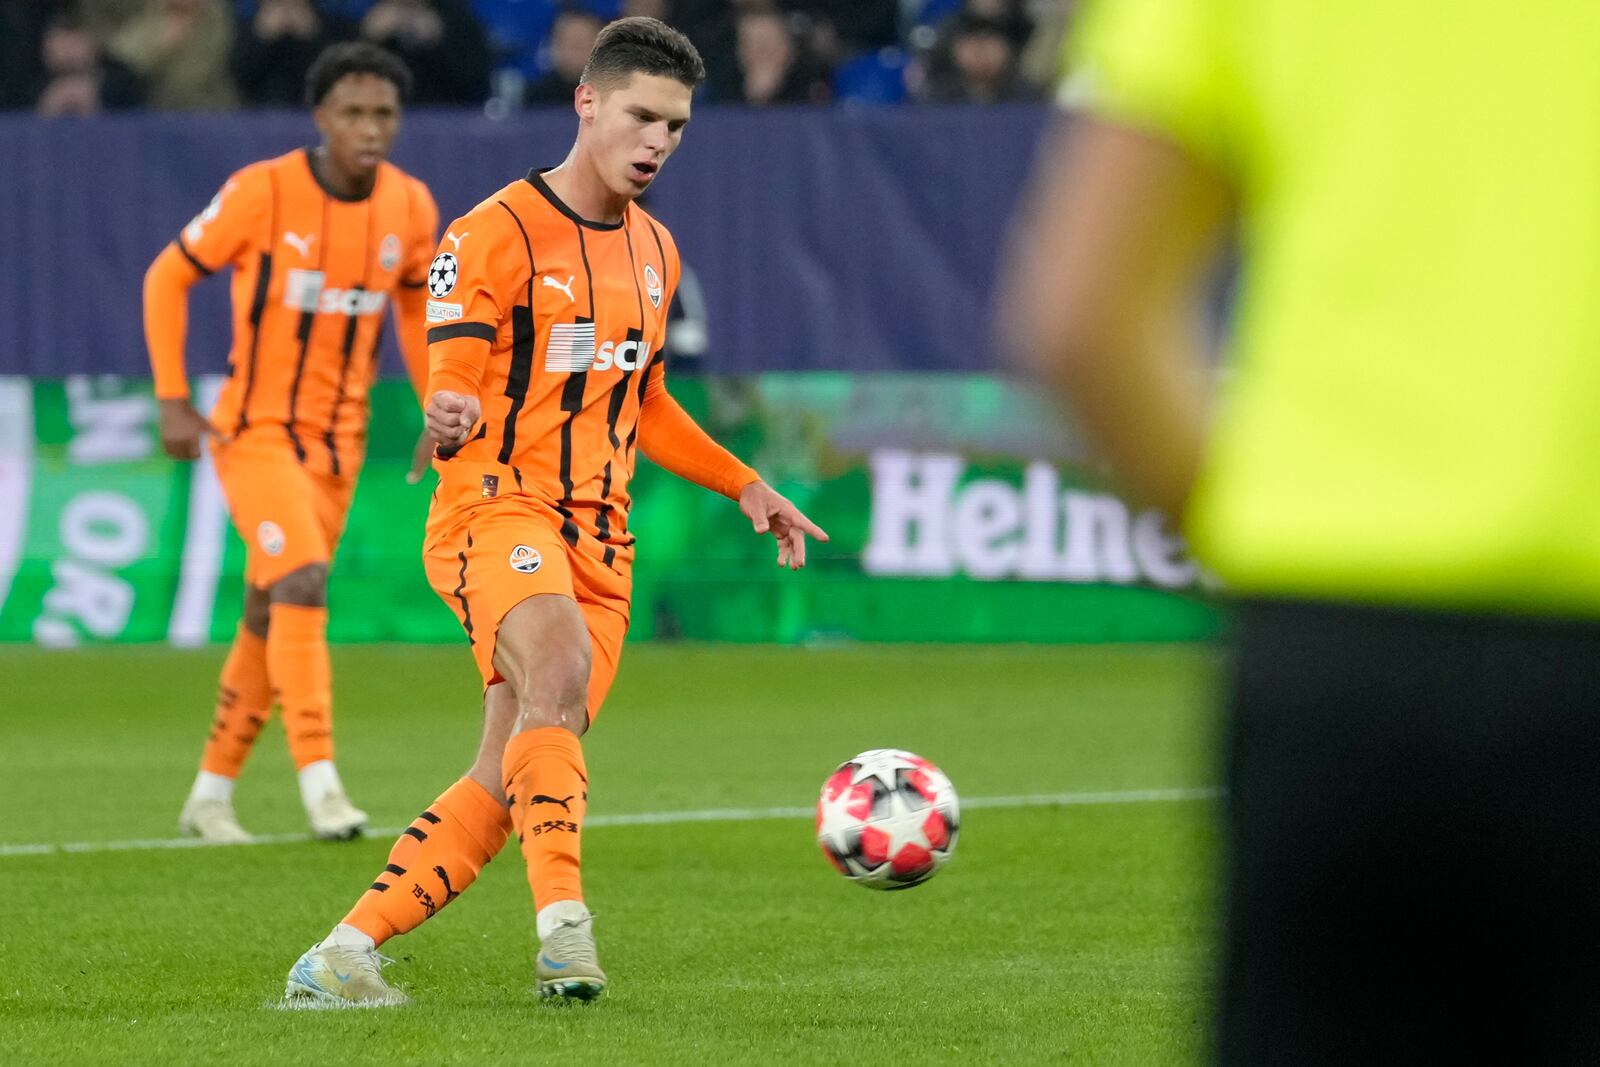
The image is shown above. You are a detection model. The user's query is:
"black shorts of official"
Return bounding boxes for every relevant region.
[1219,598,1600,1065]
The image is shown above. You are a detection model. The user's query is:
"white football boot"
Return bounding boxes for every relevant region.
[284,941,408,1008]
[177,795,253,845]
[305,788,368,841]
[536,905,608,1001]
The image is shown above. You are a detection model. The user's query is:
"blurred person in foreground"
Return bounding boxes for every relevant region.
[281,15,825,1008]
[144,43,438,845]
[1004,0,1600,1061]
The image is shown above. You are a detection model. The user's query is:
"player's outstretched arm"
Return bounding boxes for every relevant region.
[636,370,828,569]
[737,480,829,570]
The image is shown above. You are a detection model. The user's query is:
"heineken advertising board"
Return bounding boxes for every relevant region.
[0,375,1217,646]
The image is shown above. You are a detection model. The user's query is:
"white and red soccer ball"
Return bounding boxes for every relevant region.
[816,748,960,890]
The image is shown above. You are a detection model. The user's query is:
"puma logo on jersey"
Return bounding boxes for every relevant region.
[543,274,576,302]
[283,231,315,258]
[445,230,468,251]
[528,794,574,812]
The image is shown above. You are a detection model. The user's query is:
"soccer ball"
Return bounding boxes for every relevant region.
[816,748,959,890]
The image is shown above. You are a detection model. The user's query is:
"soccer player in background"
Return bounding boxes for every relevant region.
[1006,1,1600,1060]
[284,17,826,1006]
[144,43,438,844]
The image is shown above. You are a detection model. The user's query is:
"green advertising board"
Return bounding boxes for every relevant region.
[0,375,1218,646]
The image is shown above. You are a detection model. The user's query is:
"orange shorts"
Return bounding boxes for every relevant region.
[212,430,358,588]
[423,500,632,718]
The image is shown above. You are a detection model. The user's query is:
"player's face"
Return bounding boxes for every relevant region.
[314,74,402,179]
[580,73,692,200]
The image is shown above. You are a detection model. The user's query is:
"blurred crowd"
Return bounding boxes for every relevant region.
[0,0,1075,116]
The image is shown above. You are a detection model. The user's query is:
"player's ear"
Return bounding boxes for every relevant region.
[574,83,597,123]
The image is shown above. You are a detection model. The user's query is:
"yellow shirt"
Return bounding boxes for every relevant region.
[1069,0,1600,614]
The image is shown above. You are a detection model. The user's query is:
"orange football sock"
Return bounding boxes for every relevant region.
[342,778,512,946]
[199,623,273,778]
[503,727,588,910]
[266,603,333,770]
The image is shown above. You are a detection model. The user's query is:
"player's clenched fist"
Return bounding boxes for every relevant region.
[426,390,481,448]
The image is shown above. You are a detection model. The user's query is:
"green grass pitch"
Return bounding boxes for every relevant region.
[0,643,1221,1065]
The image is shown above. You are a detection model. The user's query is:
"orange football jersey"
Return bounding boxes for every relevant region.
[425,170,757,569]
[149,148,437,475]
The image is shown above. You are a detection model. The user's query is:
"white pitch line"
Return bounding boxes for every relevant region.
[0,787,1220,859]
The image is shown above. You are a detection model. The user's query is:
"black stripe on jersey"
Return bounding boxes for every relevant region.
[495,199,538,463]
[546,222,597,548]
[400,277,427,289]
[324,309,359,476]
[499,305,537,464]
[283,307,315,461]
[594,326,643,546]
[554,340,589,548]
[323,197,378,475]
[174,233,215,277]
[418,811,442,825]
[429,322,496,344]
[453,531,474,644]
[593,229,651,548]
[236,170,283,436]
[232,252,273,436]
[285,194,332,463]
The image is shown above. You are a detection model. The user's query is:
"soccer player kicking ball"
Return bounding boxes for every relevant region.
[285,17,826,1006]
[144,44,439,844]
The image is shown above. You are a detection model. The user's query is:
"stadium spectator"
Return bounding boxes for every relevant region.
[523,6,602,106]
[107,0,239,110]
[360,0,493,105]
[35,12,146,116]
[795,0,899,62]
[233,0,356,107]
[725,6,830,106]
[957,0,1033,46]
[0,1,49,109]
[917,13,1035,104]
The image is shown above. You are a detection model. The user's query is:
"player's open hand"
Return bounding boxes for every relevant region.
[738,480,829,570]
[157,397,213,461]
[425,390,480,450]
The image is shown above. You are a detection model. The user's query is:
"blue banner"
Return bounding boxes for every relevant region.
[0,105,1050,378]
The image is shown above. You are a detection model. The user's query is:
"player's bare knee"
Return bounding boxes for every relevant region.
[243,585,271,636]
[269,563,329,607]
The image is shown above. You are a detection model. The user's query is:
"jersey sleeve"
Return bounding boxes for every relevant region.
[144,168,268,400]
[175,166,269,275]
[1064,0,1237,171]
[637,361,760,500]
[424,216,515,399]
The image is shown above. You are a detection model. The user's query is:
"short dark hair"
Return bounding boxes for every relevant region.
[580,17,705,91]
[305,42,414,107]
